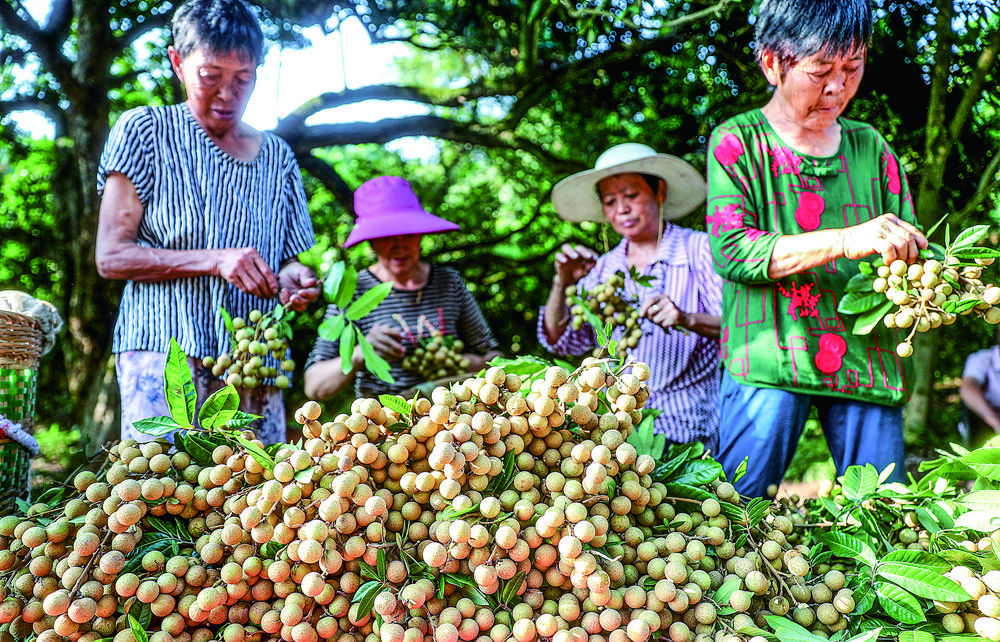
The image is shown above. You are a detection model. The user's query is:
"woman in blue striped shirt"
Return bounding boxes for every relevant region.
[539,144,723,453]
[95,0,318,444]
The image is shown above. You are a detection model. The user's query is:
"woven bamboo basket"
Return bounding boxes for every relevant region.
[0,310,42,513]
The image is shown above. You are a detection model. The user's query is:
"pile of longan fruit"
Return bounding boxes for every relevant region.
[0,356,932,642]
[565,271,643,353]
[875,256,1000,357]
[202,308,296,390]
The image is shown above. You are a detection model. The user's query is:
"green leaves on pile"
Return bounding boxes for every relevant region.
[319,261,395,384]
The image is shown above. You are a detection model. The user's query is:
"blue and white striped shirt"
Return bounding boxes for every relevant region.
[97,103,316,359]
[538,224,723,447]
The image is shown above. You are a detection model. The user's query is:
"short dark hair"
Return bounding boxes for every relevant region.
[755,0,873,71]
[172,0,264,65]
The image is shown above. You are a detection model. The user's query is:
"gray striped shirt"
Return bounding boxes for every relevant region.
[305,266,499,396]
[97,103,315,359]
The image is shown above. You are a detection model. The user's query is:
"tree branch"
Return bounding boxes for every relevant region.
[274,86,439,141]
[0,0,71,85]
[283,114,582,174]
[296,153,356,216]
[946,26,1000,145]
[956,149,1000,219]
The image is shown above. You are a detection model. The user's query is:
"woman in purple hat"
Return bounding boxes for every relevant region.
[304,176,502,399]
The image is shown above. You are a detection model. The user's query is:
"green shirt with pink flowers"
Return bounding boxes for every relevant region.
[706,109,916,406]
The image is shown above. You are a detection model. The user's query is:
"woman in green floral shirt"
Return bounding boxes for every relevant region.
[706,0,926,497]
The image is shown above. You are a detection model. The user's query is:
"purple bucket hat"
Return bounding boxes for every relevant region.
[344,176,460,248]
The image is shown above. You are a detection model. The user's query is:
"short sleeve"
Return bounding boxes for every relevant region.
[964,350,990,385]
[97,107,156,203]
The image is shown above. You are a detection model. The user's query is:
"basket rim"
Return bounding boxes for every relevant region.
[0,310,43,330]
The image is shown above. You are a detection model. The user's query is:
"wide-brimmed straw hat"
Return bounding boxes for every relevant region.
[551,143,706,222]
[345,176,460,248]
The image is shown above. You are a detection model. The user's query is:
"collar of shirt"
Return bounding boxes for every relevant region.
[618,222,692,270]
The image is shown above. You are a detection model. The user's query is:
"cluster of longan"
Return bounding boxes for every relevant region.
[565,271,643,353]
[875,257,1000,357]
[203,309,295,390]
[0,357,901,642]
[402,332,471,381]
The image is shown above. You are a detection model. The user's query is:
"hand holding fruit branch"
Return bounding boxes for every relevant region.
[766,213,928,281]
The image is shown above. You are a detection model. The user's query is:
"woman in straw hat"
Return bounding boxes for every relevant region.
[304,176,501,399]
[540,143,723,453]
[706,0,926,497]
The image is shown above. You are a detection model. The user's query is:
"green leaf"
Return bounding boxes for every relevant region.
[376,549,387,583]
[294,466,316,484]
[851,299,894,335]
[358,560,379,582]
[843,272,875,294]
[950,225,990,251]
[197,385,240,430]
[226,410,262,429]
[959,489,1000,510]
[895,632,934,642]
[234,434,275,472]
[961,448,1000,481]
[358,332,395,384]
[925,213,949,239]
[318,315,347,342]
[131,416,181,437]
[858,261,874,277]
[874,582,925,624]
[842,464,879,501]
[762,614,827,642]
[672,459,725,486]
[818,532,877,567]
[955,509,1000,532]
[501,570,526,606]
[838,291,886,315]
[852,579,876,614]
[845,628,883,642]
[178,431,214,466]
[950,246,1000,259]
[337,265,359,309]
[346,281,393,320]
[379,394,412,417]
[261,541,282,559]
[943,298,981,315]
[876,562,971,601]
[354,580,385,620]
[731,457,748,484]
[219,305,235,342]
[712,578,742,606]
[164,338,196,428]
[323,261,347,303]
[881,549,949,571]
[128,614,150,642]
[340,324,358,375]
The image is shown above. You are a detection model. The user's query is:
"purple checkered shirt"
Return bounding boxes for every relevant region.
[538,224,723,449]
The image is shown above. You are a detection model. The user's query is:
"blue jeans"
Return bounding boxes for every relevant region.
[717,371,905,498]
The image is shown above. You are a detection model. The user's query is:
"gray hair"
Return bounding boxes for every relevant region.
[171,0,264,65]
[755,0,873,71]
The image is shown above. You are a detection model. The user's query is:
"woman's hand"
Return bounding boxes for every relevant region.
[639,294,685,329]
[367,324,405,362]
[554,244,599,287]
[278,260,320,311]
[215,248,280,299]
[843,214,927,264]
